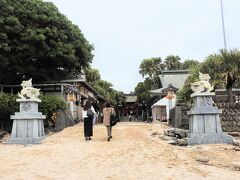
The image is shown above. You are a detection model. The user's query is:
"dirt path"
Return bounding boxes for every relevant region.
[0,122,239,180]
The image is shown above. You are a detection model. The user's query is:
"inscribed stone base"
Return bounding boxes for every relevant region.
[5,136,45,144]
[7,119,45,144]
[187,132,234,145]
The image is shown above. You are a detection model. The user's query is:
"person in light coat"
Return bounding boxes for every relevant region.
[103,102,116,141]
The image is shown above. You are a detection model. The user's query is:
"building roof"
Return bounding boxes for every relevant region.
[161,84,179,94]
[160,70,190,90]
[151,97,169,107]
[0,77,106,102]
[150,70,190,96]
[149,88,164,95]
[125,95,137,103]
[151,95,176,107]
[60,79,106,101]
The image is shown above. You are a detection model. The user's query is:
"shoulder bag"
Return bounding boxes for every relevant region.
[110,108,117,126]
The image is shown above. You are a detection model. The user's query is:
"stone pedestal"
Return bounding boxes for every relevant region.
[187,92,233,145]
[6,98,46,144]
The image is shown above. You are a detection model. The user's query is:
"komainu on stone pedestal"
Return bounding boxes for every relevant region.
[187,73,233,145]
[18,78,40,100]
[190,72,214,93]
[6,79,46,144]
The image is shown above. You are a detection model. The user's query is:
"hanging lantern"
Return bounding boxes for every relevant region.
[67,93,76,101]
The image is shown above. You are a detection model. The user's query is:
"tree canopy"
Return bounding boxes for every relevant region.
[134,78,154,103]
[84,67,126,106]
[139,57,162,79]
[164,55,181,70]
[200,49,240,103]
[0,0,93,84]
[139,57,163,89]
[200,49,240,89]
[180,59,200,70]
[177,49,240,104]
[136,49,240,105]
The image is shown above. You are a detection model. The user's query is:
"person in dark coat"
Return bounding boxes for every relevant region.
[82,100,94,141]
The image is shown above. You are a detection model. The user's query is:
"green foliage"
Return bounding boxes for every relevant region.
[39,95,66,119]
[136,54,207,105]
[93,80,113,99]
[199,49,240,103]
[85,68,101,84]
[0,93,18,131]
[200,49,240,89]
[176,74,197,105]
[164,55,181,70]
[139,57,162,78]
[180,59,200,70]
[177,59,202,104]
[139,57,163,89]
[0,93,66,131]
[84,67,125,106]
[177,49,240,104]
[135,49,240,105]
[0,0,93,84]
[113,91,126,107]
[134,78,154,102]
[93,80,126,106]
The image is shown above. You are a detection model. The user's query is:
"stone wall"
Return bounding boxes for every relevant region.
[170,103,240,132]
[217,103,240,132]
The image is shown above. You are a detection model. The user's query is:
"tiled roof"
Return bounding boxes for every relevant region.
[160,72,190,90]
[150,70,190,95]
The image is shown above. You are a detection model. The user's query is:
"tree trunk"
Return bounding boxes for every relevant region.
[226,73,235,104]
[227,87,234,104]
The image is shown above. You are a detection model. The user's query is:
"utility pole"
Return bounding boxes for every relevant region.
[220,0,227,49]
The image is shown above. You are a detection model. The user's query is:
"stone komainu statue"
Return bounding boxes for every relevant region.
[191,72,214,93]
[18,78,40,99]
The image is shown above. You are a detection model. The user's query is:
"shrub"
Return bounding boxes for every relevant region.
[39,95,67,128]
[0,93,18,131]
[0,93,66,131]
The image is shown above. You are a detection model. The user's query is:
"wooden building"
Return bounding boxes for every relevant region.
[0,77,106,121]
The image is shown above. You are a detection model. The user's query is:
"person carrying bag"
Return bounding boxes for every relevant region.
[82,100,94,141]
[103,102,116,141]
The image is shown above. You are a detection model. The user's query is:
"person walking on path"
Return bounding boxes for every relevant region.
[82,100,94,141]
[103,102,116,141]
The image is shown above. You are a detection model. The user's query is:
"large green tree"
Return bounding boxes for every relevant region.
[84,67,125,105]
[200,49,240,103]
[0,0,93,84]
[177,49,240,104]
[134,78,154,103]
[93,80,126,106]
[139,57,163,89]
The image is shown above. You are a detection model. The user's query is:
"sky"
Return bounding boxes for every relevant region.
[46,0,240,93]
